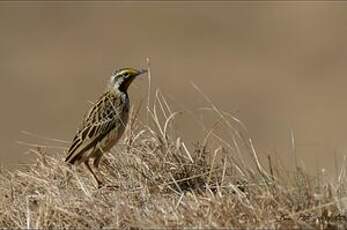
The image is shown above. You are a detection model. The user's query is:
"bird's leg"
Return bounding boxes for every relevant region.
[93,145,119,189]
[93,148,103,169]
[84,161,103,188]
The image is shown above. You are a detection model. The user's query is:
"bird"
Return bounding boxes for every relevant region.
[65,67,147,188]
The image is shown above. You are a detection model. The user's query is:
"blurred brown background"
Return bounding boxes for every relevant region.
[1,1,347,175]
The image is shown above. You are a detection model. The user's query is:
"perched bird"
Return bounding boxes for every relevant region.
[65,67,147,188]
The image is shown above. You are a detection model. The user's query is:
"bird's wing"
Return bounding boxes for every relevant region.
[65,92,125,164]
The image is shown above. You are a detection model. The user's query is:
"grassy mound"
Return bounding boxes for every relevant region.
[1,89,346,229]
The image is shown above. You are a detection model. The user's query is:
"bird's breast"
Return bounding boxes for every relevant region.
[99,94,130,152]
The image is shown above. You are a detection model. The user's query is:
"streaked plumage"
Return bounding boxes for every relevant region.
[65,67,147,187]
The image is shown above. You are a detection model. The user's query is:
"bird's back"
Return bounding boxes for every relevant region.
[65,90,129,164]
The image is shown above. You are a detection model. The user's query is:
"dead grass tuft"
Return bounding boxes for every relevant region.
[1,88,347,229]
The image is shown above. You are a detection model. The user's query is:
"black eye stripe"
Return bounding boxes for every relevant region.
[112,70,133,80]
[116,72,128,77]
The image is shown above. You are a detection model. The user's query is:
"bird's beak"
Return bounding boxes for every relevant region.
[137,69,148,76]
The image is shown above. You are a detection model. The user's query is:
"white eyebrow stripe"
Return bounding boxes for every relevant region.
[115,68,138,77]
[118,70,128,75]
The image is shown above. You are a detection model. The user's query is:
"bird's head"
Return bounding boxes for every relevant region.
[109,67,147,92]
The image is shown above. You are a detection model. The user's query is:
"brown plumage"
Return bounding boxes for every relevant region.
[65,67,147,187]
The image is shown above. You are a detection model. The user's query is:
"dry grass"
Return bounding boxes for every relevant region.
[1,87,347,229]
